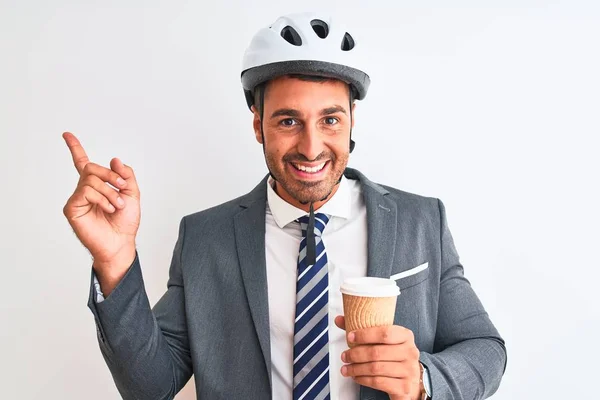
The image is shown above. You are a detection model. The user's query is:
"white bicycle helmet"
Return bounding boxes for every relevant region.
[241,12,371,110]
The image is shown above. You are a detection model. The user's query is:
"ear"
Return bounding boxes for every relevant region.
[351,102,356,129]
[251,105,263,144]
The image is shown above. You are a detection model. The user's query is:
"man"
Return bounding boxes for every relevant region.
[63,12,506,400]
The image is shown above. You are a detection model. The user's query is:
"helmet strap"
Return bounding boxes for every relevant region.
[259,84,277,181]
[259,83,266,151]
[349,84,355,153]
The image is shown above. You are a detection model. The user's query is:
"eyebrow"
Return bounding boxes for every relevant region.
[270,105,347,119]
[320,105,347,116]
[270,108,301,119]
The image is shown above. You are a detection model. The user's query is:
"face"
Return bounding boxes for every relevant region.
[252,75,355,208]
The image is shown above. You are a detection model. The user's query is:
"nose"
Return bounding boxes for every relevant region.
[296,124,324,161]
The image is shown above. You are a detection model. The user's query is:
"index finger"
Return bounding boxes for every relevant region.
[348,325,414,346]
[63,132,90,174]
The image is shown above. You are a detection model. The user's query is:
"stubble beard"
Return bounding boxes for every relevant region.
[265,151,349,205]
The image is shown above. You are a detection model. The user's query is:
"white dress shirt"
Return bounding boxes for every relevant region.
[266,175,368,400]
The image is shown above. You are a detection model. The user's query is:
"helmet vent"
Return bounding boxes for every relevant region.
[341,32,355,51]
[310,19,329,39]
[281,26,302,46]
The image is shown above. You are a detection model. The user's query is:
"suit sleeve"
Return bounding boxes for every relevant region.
[418,200,507,399]
[87,217,193,400]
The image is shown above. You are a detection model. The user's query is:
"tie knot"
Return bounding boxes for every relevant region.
[298,213,329,237]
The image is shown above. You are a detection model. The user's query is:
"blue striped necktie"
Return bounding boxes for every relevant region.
[293,213,331,400]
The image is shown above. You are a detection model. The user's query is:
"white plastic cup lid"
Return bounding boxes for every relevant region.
[340,277,400,297]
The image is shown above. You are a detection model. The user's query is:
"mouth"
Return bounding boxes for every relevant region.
[288,161,330,179]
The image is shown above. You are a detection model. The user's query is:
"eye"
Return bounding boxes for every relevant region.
[280,118,298,127]
[324,117,339,125]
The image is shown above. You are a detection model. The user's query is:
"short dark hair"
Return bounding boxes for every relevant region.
[252,74,354,115]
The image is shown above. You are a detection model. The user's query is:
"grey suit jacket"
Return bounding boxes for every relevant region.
[87,168,506,400]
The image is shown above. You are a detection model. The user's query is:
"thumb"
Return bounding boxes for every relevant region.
[334,315,346,330]
[110,157,139,198]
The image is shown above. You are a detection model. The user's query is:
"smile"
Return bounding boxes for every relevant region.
[291,162,328,174]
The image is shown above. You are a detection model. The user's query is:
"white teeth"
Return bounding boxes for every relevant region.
[293,162,326,173]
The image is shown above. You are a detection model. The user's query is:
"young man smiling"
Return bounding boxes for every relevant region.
[253,74,353,209]
[63,12,506,400]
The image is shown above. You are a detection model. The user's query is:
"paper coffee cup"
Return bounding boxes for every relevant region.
[340,277,400,347]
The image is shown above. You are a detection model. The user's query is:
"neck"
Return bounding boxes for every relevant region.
[274,181,341,212]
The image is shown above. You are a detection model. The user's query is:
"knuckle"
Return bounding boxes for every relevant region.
[81,185,93,196]
[412,347,420,359]
[381,328,390,342]
[368,363,376,374]
[82,174,98,187]
[82,162,95,175]
[370,362,382,374]
[82,185,99,200]
[369,346,381,360]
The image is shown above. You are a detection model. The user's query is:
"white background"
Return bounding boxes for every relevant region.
[1,0,599,399]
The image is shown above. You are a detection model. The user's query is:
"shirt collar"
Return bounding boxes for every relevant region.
[266,175,352,229]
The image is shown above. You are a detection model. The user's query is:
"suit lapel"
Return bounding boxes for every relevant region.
[366,187,398,279]
[233,176,272,391]
[346,169,398,279]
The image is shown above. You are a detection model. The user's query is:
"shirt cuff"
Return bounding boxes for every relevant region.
[93,273,105,303]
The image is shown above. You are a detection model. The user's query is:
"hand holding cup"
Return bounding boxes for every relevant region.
[336,278,423,399]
